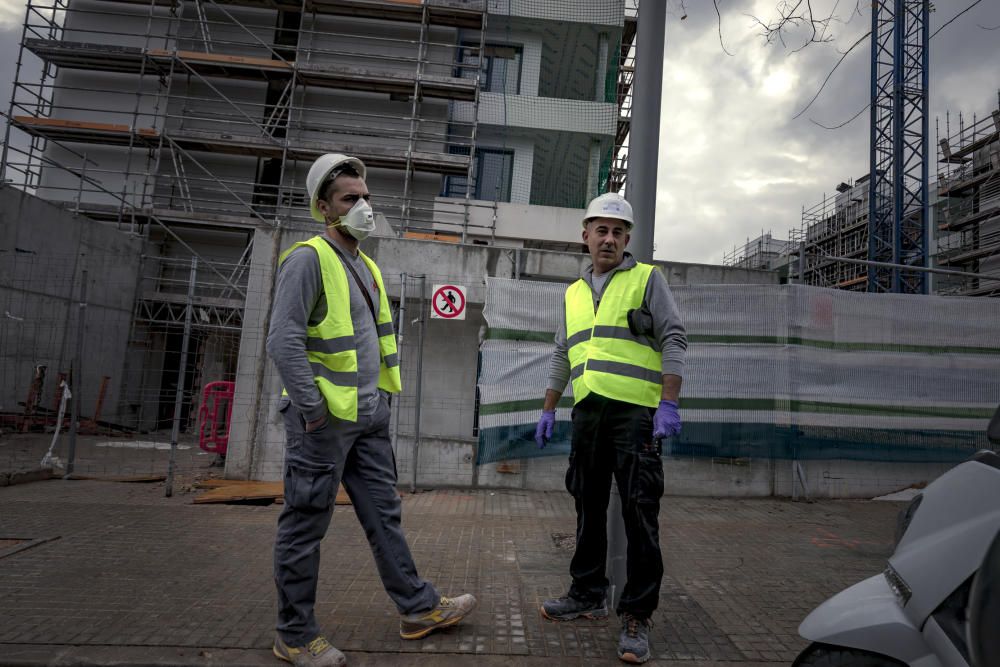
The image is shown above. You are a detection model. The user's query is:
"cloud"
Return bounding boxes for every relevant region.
[654,0,1000,264]
[0,0,25,29]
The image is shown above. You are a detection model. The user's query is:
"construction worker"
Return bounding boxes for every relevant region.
[534,192,686,665]
[267,154,476,666]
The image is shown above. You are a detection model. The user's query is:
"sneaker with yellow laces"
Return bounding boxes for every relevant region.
[399,594,477,639]
[273,635,346,667]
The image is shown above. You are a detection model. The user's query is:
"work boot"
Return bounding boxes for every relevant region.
[617,612,652,664]
[399,593,477,640]
[540,595,609,621]
[273,635,346,667]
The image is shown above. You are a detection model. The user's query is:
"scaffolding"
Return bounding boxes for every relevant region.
[605,0,635,195]
[934,100,1000,297]
[790,177,871,291]
[1,0,491,240]
[721,232,790,271]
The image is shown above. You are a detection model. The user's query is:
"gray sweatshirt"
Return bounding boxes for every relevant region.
[547,253,687,393]
[266,235,383,422]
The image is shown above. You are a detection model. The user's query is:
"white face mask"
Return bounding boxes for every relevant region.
[328,199,375,241]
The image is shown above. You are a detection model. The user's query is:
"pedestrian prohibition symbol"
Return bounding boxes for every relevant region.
[431,284,466,320]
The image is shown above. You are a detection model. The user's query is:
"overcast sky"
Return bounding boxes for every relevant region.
[1,0,997,264]
[657,0,1000,264]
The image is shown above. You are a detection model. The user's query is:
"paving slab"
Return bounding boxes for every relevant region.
[0,478,901,665]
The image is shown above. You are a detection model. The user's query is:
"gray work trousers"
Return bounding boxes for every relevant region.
[273,396,439,646]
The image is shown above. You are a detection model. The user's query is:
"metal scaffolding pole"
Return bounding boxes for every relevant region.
[411,274,427,493]
[165,257,197,498]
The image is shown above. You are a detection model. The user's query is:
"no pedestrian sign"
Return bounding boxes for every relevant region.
[431,284,466,320]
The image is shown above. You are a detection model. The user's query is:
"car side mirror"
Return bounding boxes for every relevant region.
[968,530,1000,666]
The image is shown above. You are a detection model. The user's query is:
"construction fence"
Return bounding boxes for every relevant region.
[478,278,1000,465]
[4,213,999,495]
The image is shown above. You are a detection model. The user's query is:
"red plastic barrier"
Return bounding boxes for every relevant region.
[198,381,235,455]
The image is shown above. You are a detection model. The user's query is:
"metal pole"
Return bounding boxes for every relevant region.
[64,269,87,478]
[816,254,996,281]
[608,0,666,611]
[410,275,426,493]
[74,153,87,214]
[920,0,930,295]
[165,257,197,498]
[390,273,407,458]
[624,0,665,263]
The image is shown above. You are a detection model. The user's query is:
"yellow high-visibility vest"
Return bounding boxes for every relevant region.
[564,263,661,407]
[278,236,402,422]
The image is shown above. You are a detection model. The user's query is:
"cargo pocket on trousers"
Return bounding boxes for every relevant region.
[636,450,664,504]
[284,461,337,512]
[565,452,583,497]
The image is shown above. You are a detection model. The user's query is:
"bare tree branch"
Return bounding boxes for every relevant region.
[791,30,870,120]
[747,0,840,50]
[801,0,987,129]
[810,103,870,130]
[713,0,735,56]
[931,0,985,38]
[714,0,990,129]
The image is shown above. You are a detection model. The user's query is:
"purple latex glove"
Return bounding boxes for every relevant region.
[534,410,556,449]
[653,400,681,439]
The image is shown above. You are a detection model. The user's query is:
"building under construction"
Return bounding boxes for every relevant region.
[3,0,633,246]
[935,106,1000,297]
[792,176,872,291]
[759,98,999,296]
[721,232,789,272]
[721,178,871,290]
[1,0,635,432]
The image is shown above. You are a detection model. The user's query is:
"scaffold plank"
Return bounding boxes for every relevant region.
[92,0,486,29]
[12,115,469,175]
[12,116,159,146]
[26,39,475,101]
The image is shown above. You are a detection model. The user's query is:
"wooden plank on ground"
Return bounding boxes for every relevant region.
[67,474,166,483]
[194,478,251,488]
[193,481,351,505]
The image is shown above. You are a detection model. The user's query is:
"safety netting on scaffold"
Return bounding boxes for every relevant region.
[477,278,1000,464]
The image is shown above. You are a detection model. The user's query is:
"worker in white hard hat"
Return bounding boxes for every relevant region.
[534,191,687,665]
[266,154,476,667]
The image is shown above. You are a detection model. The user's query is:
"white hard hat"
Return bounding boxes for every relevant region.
[583,192,634,229]
[307,153,367,222]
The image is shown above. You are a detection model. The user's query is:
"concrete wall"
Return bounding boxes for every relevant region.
[0,185,143,424]
[62,0,175,49]
[452,94,617,136]
[457,454,957,500]
[434,198,587,245]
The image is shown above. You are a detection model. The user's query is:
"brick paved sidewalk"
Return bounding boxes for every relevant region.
[0,479,901,666]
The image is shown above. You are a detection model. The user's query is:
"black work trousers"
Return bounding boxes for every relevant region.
[565,393,664,619]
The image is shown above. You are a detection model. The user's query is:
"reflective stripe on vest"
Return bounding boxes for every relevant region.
[564,262,661,408]
[278,236,402,422]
